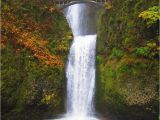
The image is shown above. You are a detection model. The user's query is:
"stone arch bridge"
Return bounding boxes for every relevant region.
[53,0,107,9]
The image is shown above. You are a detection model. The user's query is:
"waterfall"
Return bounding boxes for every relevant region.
[54,3,99,120]
[65,3,98,120]
[66,35,96,118]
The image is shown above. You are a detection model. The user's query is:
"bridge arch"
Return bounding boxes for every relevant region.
[58,0,104,10]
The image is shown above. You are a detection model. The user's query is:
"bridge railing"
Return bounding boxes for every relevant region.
[52,0,107,5]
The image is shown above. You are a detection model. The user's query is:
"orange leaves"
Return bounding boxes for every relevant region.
[49,7,56,13]
[1,35,8,48]
[22,36,64,67]
[2,10,64,67]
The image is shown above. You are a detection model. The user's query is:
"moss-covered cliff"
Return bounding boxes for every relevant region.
[96,0,159,120]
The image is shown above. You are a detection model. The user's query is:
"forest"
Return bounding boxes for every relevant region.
[1,0,159,120]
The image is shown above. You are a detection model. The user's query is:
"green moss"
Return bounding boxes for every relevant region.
[96,0,158,119]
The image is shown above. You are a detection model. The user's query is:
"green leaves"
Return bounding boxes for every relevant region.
[135,41,158,58]
[97,1,159,119]
[135,46,150,57]
[109,48,124,59]
[139,6,160,26]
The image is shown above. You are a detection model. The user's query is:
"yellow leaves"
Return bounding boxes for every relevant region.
[104,1,113,10]
[65,32,73,40]
[139,11,147,18]
[3,4,10,11]
[39,40,49,46]
[147,42,156,48]
[57,45,68,52]
[41,93,55,104]
[157,46,160,51]
[66,35,73,40]
[138,6,160,25]
[138,9,160,20]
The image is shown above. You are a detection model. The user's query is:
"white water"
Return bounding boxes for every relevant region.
[66,35,97,119]
[53,3,98,120]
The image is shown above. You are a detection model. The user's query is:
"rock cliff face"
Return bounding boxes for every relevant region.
[96,0,159,120]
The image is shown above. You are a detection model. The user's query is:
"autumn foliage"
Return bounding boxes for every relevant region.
[1,2,64,67]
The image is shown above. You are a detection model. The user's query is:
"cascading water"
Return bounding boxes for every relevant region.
[66,35,96,118]
[65,3,98,120]
[54,3,99,120]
